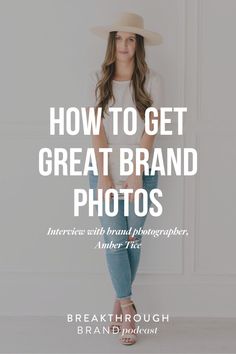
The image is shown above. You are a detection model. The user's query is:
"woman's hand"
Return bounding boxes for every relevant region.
[122,174,143,202]
[97,175,116,199]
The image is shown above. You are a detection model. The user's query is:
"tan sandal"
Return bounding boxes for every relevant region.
[109,299,122,333]
[120,301,137,345]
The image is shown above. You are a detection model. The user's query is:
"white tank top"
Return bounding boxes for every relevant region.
[85,68,164,188]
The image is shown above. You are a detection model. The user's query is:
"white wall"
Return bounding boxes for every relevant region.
[0,0,236,317]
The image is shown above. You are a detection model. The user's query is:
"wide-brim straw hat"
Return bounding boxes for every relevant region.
[90,12,162,46]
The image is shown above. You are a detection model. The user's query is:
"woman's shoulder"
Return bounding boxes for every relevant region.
[146,68,162,84]
[88,69,102,83]
[146,68,164,107]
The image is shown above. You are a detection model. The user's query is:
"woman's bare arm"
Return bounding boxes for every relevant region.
[91,117,115,195]
[122,110,160,200]
[139,110,160,173]
[91,119,109,175]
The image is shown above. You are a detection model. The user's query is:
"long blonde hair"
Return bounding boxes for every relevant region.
[95,31,153,119]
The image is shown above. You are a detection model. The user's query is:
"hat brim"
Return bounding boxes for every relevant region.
[90,25,162,46]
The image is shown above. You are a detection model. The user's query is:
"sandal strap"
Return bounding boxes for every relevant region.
[121,333,137,339]
[120,301,137,314]
[120,301,134,308]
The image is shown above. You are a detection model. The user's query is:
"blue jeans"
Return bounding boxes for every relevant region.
[88,169,158,299]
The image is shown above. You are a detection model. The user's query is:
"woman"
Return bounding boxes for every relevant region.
[87,12,163,345]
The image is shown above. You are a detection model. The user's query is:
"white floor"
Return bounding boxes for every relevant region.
[0,316,236,353]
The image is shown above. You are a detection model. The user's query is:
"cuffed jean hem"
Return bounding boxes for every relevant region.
[116,294,132,300]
